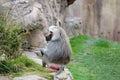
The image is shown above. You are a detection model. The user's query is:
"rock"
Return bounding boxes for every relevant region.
[0,0,79,48]
[1,0,48,48]
[0,76,11,80]
[1,0,120,44]
[64,17,83,37]
[53,70,73,80]
[65,0,120,42]
[23,51,43,65]
[13,75,47,80]
[25,29,47,48]
[54,71,68,80]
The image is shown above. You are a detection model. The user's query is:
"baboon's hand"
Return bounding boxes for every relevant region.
[40,50,44,56]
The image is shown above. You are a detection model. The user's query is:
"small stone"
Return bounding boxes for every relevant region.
[54,71,68,80]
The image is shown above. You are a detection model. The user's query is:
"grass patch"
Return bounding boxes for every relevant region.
[0,16,24,59]
[0,56,52,79]
[68,35,120,80]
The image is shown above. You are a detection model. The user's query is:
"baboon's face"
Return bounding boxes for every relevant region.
[46,25,60,41]
[45,31,53,41]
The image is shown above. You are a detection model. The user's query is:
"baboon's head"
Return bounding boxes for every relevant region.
[45,25,60,41]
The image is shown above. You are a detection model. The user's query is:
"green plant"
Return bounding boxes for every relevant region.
[0,15,24,74]
[0,60,11,73]
[11,56,52,79]
[0,56,51,78]
[0,16,24,59]
[0,16,52,79]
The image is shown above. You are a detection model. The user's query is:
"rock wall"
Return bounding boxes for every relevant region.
[1,0,120,48]
[66,0,120,42]
[0,0,76,48]
[0,0,49,48]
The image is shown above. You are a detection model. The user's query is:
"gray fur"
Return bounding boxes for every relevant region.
[41,27,72,65]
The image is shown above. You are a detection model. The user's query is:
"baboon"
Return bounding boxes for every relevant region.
[36,25,72,75]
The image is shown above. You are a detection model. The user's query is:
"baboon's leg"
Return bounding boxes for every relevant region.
[56,64,64,75]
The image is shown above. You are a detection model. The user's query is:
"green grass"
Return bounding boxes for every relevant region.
[68,35,120,80]
[0,16,24,59]
[0,56,52,79]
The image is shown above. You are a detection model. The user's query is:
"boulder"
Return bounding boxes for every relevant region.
[64,17,83,37]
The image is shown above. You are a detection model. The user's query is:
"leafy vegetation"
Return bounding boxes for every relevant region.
[0,16,52,79]
[0,15,24,73]
[0,56,52,79]
[68,35,120,80]
[0,16,24,59]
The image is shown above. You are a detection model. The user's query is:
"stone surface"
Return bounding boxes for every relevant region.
[64,17,83,37]
[0,76,11,80]
[1,0,48,48]
[13,75,47,80]
[0,0,78,48]
[65,0,120,42]
[1,0,120,43]
[0,0,76,48]
[53,68,74,80]
[23,51,43,65]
